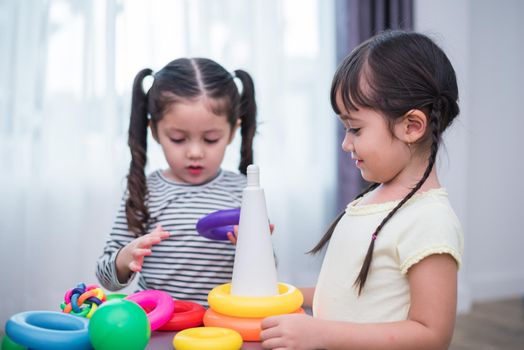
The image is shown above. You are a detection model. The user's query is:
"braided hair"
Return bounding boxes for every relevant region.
[310,31,460,294]
[125,58,257,236]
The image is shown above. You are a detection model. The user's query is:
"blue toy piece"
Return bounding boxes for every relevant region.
[5,311,90,350]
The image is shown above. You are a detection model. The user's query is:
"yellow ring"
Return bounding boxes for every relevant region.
[208,283,303,318]
[172,327,242,350]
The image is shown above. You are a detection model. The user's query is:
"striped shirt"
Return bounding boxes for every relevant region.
[96,169,245,306]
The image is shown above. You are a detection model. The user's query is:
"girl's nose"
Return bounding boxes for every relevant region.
[341,133,354,153]
[187,143,204,159]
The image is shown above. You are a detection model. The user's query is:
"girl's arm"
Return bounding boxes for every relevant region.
[261,253,458,350]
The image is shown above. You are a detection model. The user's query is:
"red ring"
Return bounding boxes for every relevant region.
[157,300,206,331]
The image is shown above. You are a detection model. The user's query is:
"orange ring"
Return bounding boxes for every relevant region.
[203,308,305,341]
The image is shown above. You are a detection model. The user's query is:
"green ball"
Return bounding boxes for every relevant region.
[105,293,127,301]
[1,335,26,350]
[88,299,150,350]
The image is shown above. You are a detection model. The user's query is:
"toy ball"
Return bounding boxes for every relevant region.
[88,299,150,350]
[105,293,127,301]
[1,335,26,350]
[61,282,106,318]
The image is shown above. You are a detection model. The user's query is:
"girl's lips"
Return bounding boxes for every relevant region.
[187,166,203,175]
[355,159,363,168]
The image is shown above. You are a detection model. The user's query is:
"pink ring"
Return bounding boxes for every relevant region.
[125,290,175,331]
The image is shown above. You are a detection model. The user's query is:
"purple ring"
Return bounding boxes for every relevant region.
[196,208,240,240]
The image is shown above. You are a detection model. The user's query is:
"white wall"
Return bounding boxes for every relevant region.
[415,0,524,311]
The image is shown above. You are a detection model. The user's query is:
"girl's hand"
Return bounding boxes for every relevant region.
[227,223,275,245]
[260,314,323,350]
[116,224,170,281]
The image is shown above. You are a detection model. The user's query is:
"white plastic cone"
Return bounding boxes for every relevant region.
[231,164,279,296]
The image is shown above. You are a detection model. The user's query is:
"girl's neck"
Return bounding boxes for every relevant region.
[359,165,441,206]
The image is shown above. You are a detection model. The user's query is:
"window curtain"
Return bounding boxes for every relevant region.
[335,0,413,211]
[0,0,336,326]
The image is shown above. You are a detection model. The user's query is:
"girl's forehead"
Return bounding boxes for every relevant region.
[335,90,360,118]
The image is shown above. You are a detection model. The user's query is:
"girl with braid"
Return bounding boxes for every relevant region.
[261,31,463,349]
[96,58,257,306]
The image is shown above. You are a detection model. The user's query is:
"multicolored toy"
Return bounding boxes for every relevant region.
[60,282,106,318]
[202,165,304,341]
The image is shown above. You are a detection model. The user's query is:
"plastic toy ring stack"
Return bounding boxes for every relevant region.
[196,208,240,240]
[61,283,106,319]
[204,283,304,341]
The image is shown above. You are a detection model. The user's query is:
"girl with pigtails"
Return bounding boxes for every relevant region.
[261,31,464,349]
[96,58,257,306]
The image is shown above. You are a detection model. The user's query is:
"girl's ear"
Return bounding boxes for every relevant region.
[228,118,241,144]
[395,109,427,144]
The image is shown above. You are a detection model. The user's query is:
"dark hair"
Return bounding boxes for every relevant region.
[126,58,257,236]
[310,31,459,294]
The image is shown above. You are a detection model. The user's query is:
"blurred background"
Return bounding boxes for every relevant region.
[1,0,523,347]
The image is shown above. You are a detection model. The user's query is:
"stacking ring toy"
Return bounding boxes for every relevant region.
[60,283,106,318]
[5,311,91,350]
[125,290,175,331]
[203,307,306,341]
[196,208,240,240]
[208,283,304,318]
[158,300,206,331]
[173,327,243,350]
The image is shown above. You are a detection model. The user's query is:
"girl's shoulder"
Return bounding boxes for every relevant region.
[346,188,452,216]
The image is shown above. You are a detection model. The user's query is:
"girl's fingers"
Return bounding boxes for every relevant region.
[260,336,284,350]
[138,230,170,248]
[129,260,142,272]
[261,316,280,330]
[132,248,152,258]
[227,231,237,245]
[153,224,171,238]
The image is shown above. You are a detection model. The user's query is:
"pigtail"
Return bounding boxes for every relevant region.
[233,69,257,175]
[309,182,380,254]
[125,68,152,236]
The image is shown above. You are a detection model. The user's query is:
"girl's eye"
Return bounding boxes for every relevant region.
[204,139,219,144]
[346,127,361,135]
[170,138,185,143]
